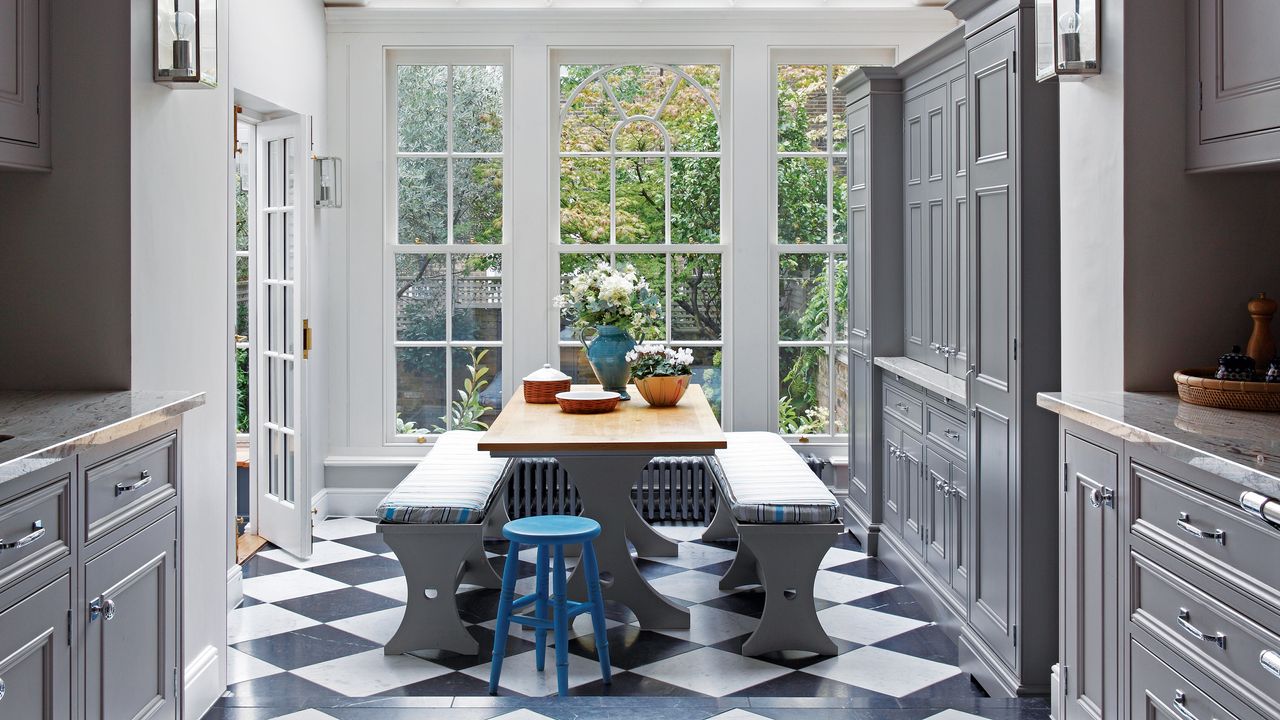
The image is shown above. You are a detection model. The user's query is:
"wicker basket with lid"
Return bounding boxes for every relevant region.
[523,364,572,404]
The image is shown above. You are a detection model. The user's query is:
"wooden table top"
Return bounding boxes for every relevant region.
[478,384,727,455]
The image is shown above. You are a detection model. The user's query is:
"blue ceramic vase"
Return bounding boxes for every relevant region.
[579,325,636,400]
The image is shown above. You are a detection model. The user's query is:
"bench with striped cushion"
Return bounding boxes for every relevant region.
[702,431,841,657]
[376,430,513,657]
[708,431,839,524]
[375,430,511,524]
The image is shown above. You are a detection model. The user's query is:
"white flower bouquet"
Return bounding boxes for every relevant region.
[553,262,661,338]
[626,343,695,379]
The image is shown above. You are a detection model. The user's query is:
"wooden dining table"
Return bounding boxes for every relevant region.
[478,383,726,629]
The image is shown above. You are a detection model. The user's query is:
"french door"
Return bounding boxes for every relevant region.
[252,114,312,559]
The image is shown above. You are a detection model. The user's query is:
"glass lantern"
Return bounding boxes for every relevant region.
[155,0,217,88]
[1035,0,1100,82]
[314,157,342,209]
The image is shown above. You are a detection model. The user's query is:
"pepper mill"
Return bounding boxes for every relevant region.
[1246,292,1277,369]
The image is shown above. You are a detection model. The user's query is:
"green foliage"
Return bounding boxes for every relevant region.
[432,348,494,432]
[235,348,249,434]
[627,344,694,380]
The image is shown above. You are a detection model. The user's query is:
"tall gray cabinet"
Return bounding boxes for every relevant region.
[840,0,1060,698]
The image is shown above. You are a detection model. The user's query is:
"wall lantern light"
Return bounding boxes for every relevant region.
[314,157,342,209]
[1035,0,1100,82]
[155,0,217,88]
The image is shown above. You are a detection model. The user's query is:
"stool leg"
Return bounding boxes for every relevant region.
[581,541,612,685]
[534,544,549,672]
[552,543,570,697]
[488,541,522,695]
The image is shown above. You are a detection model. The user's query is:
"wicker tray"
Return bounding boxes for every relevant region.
[555,390,620,414]
[1173,368,1280,412]
[524,378,572,404]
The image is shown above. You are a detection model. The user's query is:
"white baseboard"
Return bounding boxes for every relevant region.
[184,644,223,720]
[312,487,390,519]
[226,563,243,611]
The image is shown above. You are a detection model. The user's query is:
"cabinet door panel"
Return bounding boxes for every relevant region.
[925,448,951,583]
[848,354,872,514]
[0,0,39,145]
[971,405,1015,665]
[948,459,969,607]
[1198,0,1280,142]
[901,433,925,558]
[0,575,70,720]
[1062,433,1119,720]
[85,513,178,720]
[948,72,969,381]
[883,421,903,535]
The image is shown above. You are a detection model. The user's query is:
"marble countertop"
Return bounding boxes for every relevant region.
[0,391,206,484]
[874,356,967,404]
[1037,391,1280,498]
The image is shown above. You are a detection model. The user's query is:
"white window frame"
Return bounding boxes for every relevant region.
[383,48,514,445]
[769,50,858,444]
[550,49,733,422]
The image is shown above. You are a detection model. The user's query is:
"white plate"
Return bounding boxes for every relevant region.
[555,390,620,401]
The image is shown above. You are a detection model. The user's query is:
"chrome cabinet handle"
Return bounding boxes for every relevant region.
[1261,650,1280,679]
[1089,487,1115,509]
[943,429,961,441]
[936,479,947,491]
[895,403,910,413]
[930,343,942,353]
[1177,609,1225,649]
[0,520,45,552]
[1177,513,1225,544]
[0,676,5,701]
[1172,691,1210,720]
[104,598,116,621]
[115,470,153,496]
[1240,491,1280,528]
[89,596,115,622]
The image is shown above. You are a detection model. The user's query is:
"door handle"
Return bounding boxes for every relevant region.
[1172,691,1205,720]
[1089,487,1115,509]
[943,429,961,441]
[0,520,45,553]
[1176,513,1225,544]
[1177,609,1225,649]
[115,470,153,496]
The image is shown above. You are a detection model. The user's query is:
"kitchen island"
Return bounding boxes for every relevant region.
[1038,391,1280,720]
[0,389,203,720]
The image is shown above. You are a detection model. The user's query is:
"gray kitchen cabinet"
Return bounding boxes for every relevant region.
[1060,430,1120,720]
[925,440,968,611]
[0,0,50,170]
[900,431,926,559]
[1187,0,1280,171]
[85,512,179,720]
[882,420,905,536]
[946,68,969,381]
[0,574,71,720]
[841,67,905,556]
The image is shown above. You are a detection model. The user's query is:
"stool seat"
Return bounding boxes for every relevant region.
[502,515,601,544]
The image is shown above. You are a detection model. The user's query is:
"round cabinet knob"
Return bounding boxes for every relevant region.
[0,676,6,701]
[103,599,117,621]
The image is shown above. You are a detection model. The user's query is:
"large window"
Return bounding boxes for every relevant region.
[556,62,726,418]
[389,55,508,440]
[774,63,854,437]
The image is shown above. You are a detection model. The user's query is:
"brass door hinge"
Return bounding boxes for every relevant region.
[303,319,313,359]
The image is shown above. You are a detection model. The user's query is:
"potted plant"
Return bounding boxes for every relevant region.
[627,343,695,407]
[554,262,660,399]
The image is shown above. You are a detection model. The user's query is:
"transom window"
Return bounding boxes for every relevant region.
[556,62,726,419]
[389,54,509,440]
[774,62,854,437]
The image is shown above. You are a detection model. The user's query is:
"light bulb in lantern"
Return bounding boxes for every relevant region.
[1057,7,1082,66]
[1057,10,1080,34]
[171,9,196,74]
[174,10,196,41]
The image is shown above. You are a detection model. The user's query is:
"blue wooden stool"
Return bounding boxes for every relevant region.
[489,515,612,696]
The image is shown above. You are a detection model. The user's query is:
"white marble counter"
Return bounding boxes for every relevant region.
[1037,391,1280,498]
[0,391,205,484]
[874,356,967,404]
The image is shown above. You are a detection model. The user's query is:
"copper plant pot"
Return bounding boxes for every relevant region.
[635,375,691,407]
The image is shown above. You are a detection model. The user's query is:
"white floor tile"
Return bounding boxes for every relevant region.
[259,540,374,569]
[266,711,342,720]
[802,646,962,698]
[647,604,760,646]
[242,570,349,604]
[227,647,284,685]
[481,611,620,645]
[356,576,408,603]
[923,711,992,720]
[812,571,897,603]
[312,516,378,540]
[630,647,790,696]
[651,542,738,569]
[227,603,320,644]
[709,711,774,720]
[815,604,929,645]
[462,650,619,697]
[653,525,710,542]
[489,710,558,720]
[648,569,732,603]
[291,649,450,697]
[819,547,870,569]
[327,606,405,645]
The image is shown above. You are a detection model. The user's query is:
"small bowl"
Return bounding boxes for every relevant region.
[555,390,621,414]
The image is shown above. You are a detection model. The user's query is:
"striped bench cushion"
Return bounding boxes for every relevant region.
[375,431,512,524]
[708,432,839,524]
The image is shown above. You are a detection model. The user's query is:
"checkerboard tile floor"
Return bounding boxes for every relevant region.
[205,518,1051,720]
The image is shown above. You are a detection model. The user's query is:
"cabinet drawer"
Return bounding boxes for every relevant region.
[1131,550,1280,717]
[1130,462,1280,612]
[0,474,70,592]
[883,380,924,433]
[1130,637,1260,720]
[0,574,72,720]
[84,431,177,545]
[925,404,967,459]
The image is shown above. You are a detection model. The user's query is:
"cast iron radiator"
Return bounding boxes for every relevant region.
[506,454,831,522]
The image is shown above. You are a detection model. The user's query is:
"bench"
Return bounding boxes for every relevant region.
[376,430,513,656]
[701,431,842,656]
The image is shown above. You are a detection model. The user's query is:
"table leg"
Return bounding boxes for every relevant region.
[557,455,690,629]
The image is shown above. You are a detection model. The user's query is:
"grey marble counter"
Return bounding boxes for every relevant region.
[874,356,967,404]
[0,391,205,484]
[1037,391,1280,498]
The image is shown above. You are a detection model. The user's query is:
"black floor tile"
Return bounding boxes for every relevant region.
[231,624,381,670]
[273,586,405,623]
[566,625,702,669]
[240,555,293,579]
[332,532,393,554]
[308,555,406,585]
